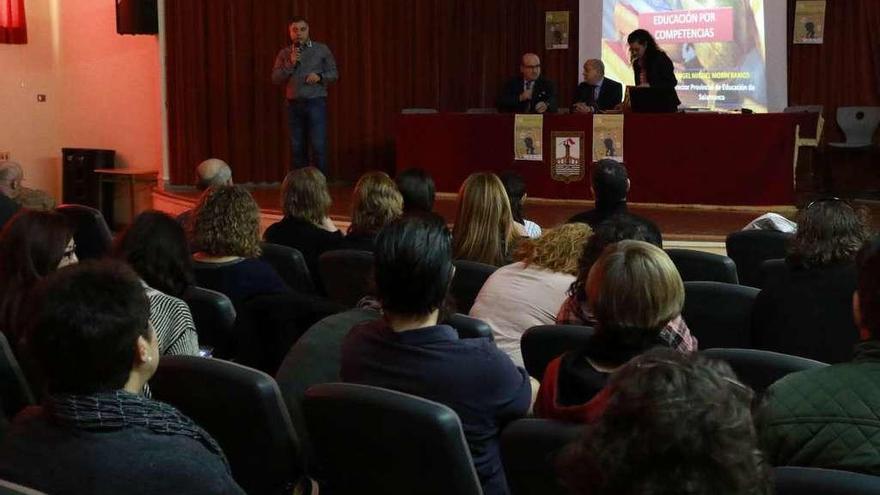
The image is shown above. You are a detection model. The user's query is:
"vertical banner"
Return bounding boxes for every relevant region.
[592,114,624,162]
[793,1,826,44]
[514,115,544,161]
[545,11,570,50]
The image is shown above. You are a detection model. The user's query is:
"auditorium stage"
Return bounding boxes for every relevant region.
[153,184,803,247]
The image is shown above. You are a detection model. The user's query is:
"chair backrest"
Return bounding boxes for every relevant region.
[682,281,759,349]
[665,248,738,284]
[451,260,498,314]
[466,108,498,114]
[702,348,827,394]
[55,204,113,260]
[725,230,793,288]
[318,249,375,307]
[401,108,439,114]
[0,479,46,495]
[836,106,880,146]
[757,258,786,288]
[149,356,302,494]
[260,242,316,294]
[303,382,483,495]
[181,286,237,358]
[445,313,493,340]
[0,333,35,420]
[521,325,595,381]
[501,418,582,495]
[774,466,880,495]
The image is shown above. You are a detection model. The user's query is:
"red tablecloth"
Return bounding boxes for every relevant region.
[396,113,808,206]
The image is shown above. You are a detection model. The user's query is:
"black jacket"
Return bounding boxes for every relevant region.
[633,50,681,110]
[497,76,558,114]
[572,77,623,112]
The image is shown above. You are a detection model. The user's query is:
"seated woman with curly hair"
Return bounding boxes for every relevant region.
[343,171,403,251]
[191,185,289,304]
[535,240,684,423]
[752,198,871,363]
[469,222,591,367]
[558,348,771,495]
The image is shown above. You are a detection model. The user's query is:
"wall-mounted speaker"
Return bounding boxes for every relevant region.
[116,0,158,35]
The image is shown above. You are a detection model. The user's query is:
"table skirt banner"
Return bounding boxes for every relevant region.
[396,113,804,206]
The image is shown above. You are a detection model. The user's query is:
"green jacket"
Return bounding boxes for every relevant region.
[759,340,880,473]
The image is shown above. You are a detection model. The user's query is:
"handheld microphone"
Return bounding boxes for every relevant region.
[293,42,303,67]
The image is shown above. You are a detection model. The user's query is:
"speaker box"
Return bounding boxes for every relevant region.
[116,0,158,35]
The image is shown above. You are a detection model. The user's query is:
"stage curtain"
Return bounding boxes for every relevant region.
[788,0,880,143]
[164,0,579,185]
[0,0,27,44]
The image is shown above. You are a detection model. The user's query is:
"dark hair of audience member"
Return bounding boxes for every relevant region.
[787,199,870,269]
[558,348,771,495]
[28,260,152,395]
[0,210,73,341]
[281,167,332,226]
[349,171,403,235]
[592,159,629,206]
[115,210,195,298]
[395,168,435,214]
[568,214,662,303]
[856,236,880,339]
[192,185,262,258]
[500,171,528,224]
[374,213,453,317]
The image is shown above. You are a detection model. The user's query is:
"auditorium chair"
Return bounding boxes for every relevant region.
[501,418,583,495]
[665,248,738,284]
[181,286,237,358]
[259,242,316,294]
[451,259,498,314]
[521,325,595,381]
[725,230,793,287]
[0,479,46,495]
[828,106,880,150]
[445,313,493,340]
[150,356,305,495]
[55,204,113,260]
[702,348,827,395]
[0,332,35,421]
[318,249,374,307]
[757,258,786,288]
[774,466,880,495]
[681,281,759,349]
[303,383,483,495]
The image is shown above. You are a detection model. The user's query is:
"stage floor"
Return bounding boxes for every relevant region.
[158,184,806,243]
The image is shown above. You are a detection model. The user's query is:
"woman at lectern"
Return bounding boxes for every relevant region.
[627,29,681,112]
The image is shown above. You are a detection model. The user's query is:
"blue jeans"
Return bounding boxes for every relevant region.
[286,97,328,174]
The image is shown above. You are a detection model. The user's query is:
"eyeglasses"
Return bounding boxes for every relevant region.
[522,64,541,69]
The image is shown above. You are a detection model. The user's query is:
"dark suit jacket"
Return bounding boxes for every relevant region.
[572,77,623,112]
[632,49,681,110]
[0,194,21,230]
[497,77,558,114]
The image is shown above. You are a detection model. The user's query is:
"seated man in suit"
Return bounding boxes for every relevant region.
[759,236,880,474]
[497,53,558,114]
[0,160,55,211]
[341,213,532,495]
[572,59,622,113]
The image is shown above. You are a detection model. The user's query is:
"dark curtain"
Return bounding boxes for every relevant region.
[788,0,880,142]
[0,0,27,44]
[165,0,579,184]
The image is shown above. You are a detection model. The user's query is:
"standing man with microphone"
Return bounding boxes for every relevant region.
[272,17,338,174]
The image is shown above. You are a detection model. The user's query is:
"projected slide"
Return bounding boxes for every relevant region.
[601,0,767,112]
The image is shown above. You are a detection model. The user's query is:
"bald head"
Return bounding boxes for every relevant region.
[195,159,232,190]
[0,161,23,198]
[583,59,605,85]
[520,53,541,82]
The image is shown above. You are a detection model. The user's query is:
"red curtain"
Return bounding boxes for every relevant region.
[788,0,880,143]
[0,0,27,44]
[164,0,579,185]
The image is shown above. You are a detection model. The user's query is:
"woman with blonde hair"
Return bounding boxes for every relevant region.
[264,167,343,291]
[469,223,592,367]
[536,240,684,423]
[452,172,520,266]
[192,185,288,304]
[344,171,403,251]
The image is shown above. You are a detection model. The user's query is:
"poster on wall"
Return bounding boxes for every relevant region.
[514,115,544,161]
[793,1,826,44]
[592,114,624,163]
[545,11,570,50]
